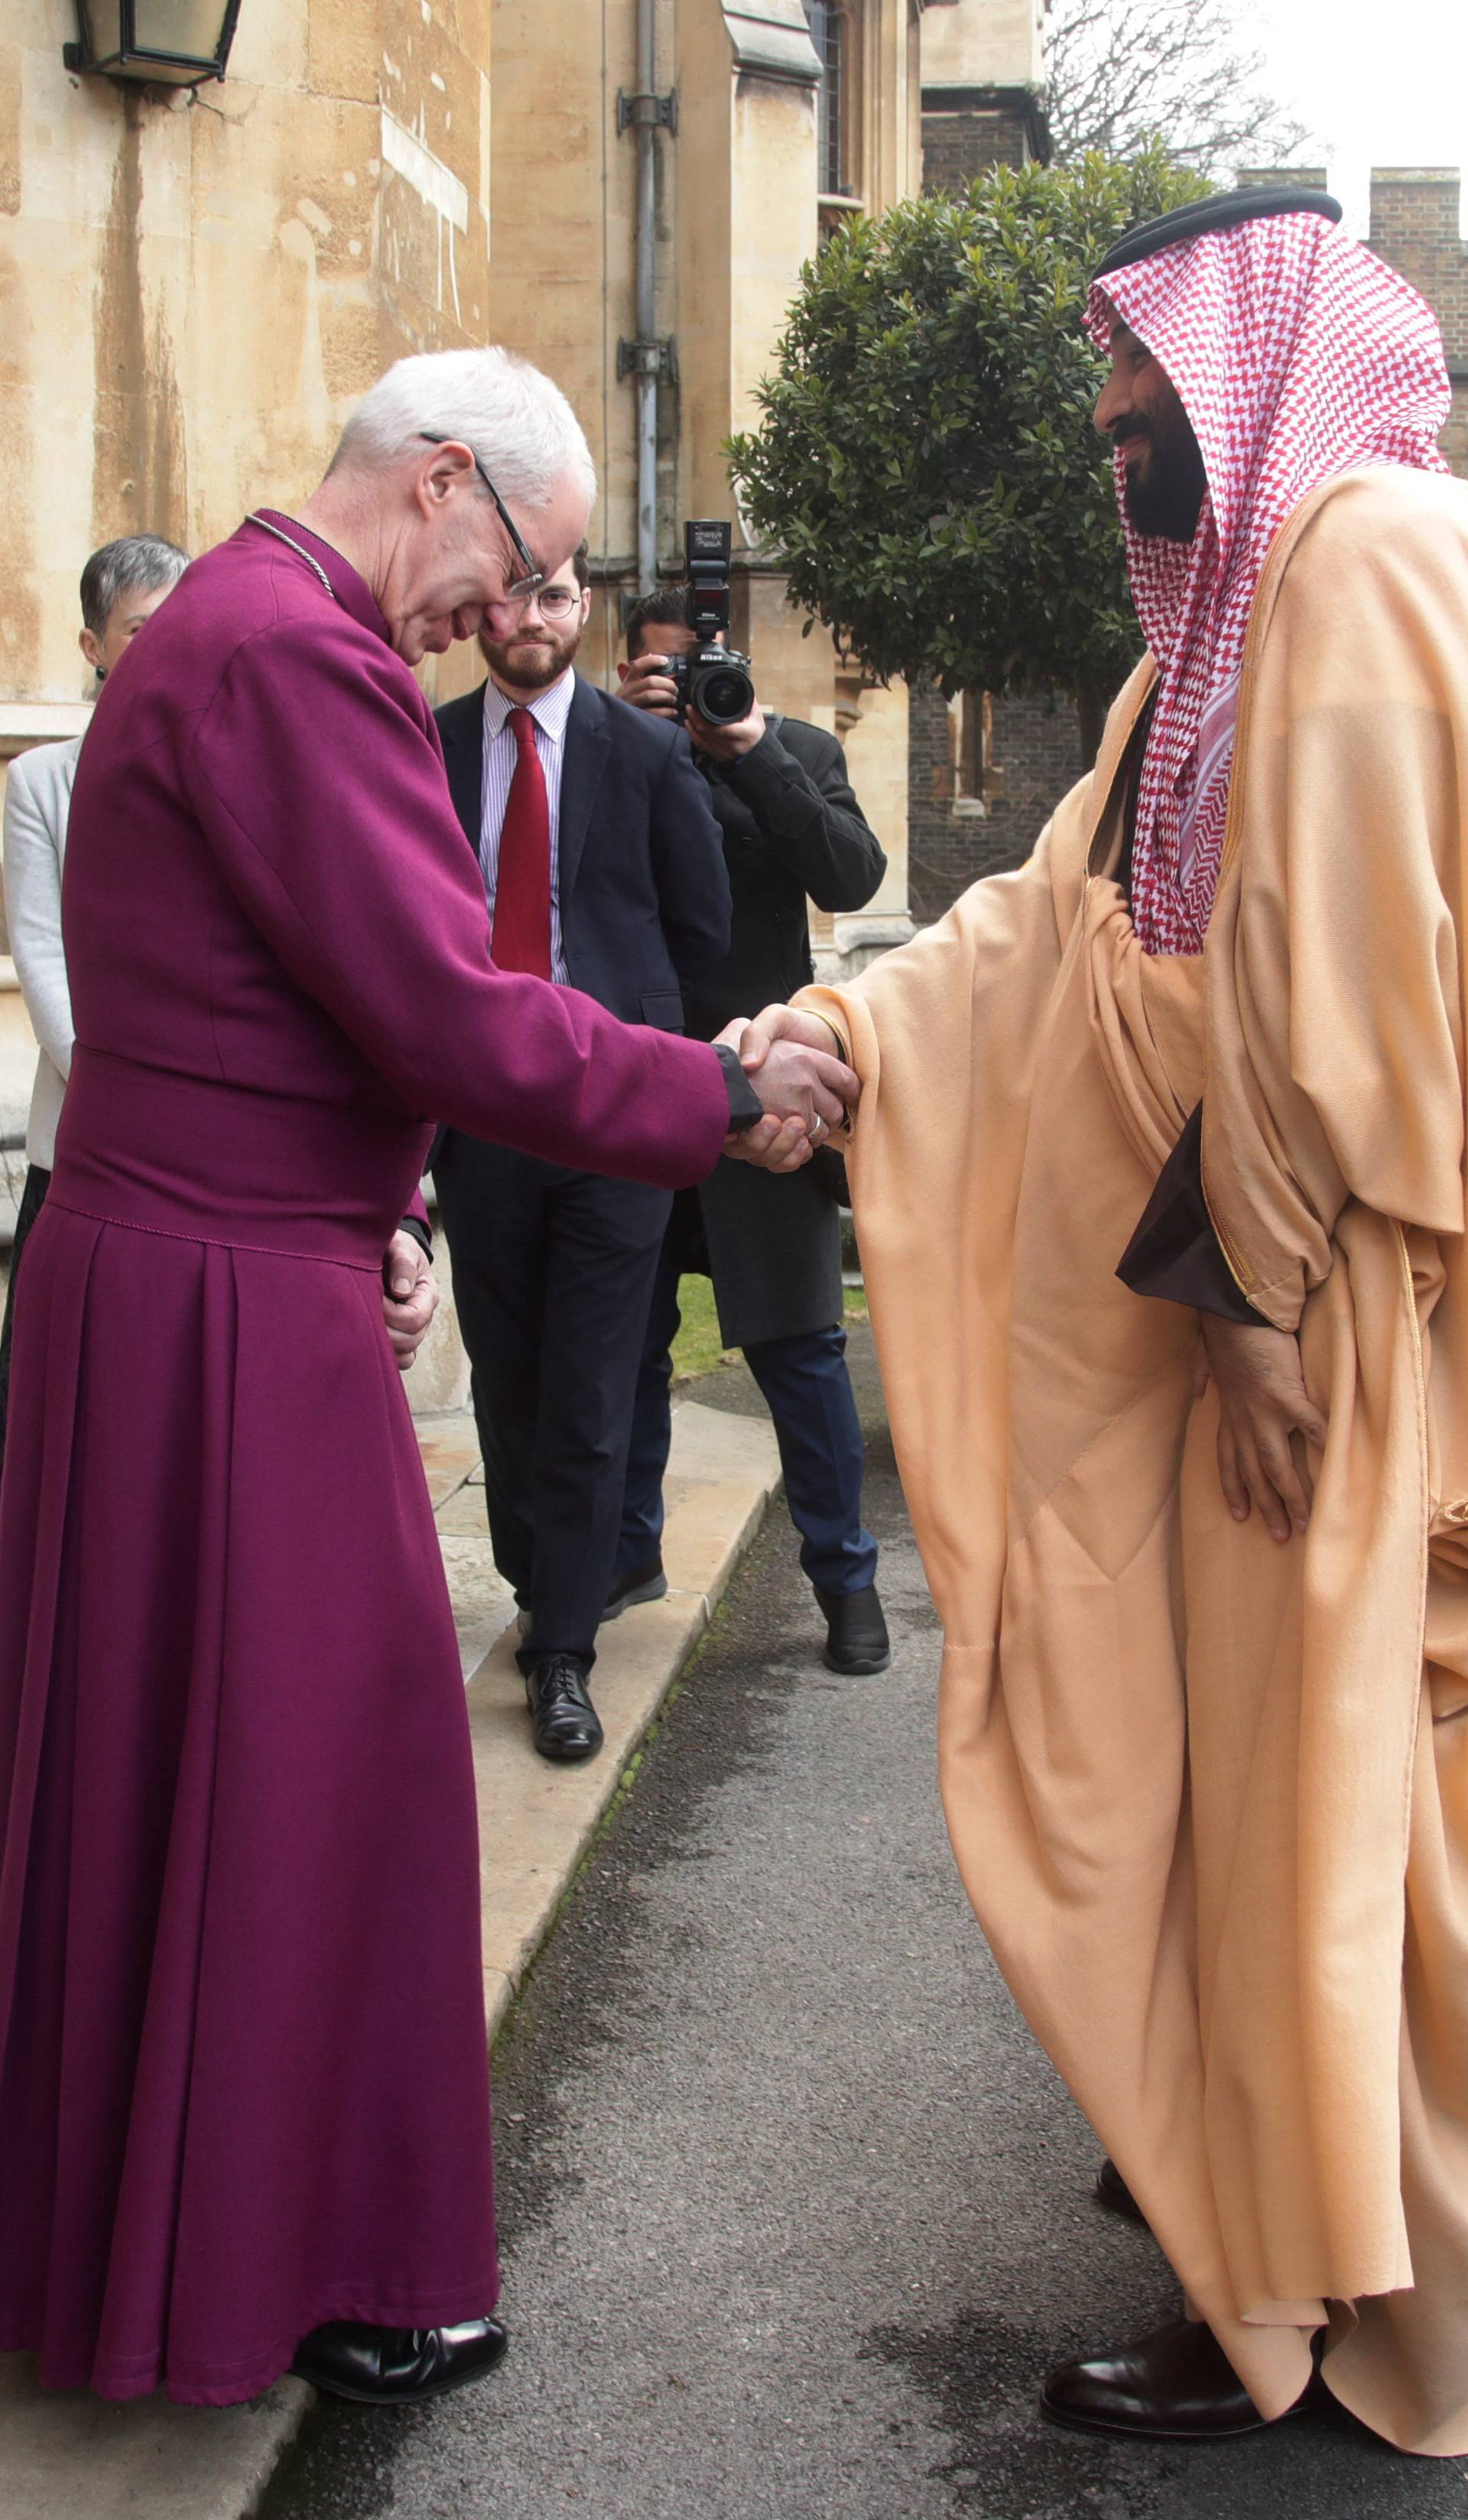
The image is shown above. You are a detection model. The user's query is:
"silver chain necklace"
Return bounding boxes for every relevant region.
[245,510,338,601]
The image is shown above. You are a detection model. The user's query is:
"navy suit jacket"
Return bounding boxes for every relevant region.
[434,672,731,1033]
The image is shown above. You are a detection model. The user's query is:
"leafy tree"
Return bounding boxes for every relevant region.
[726,148,1208,759]
[1046,0,1313,182]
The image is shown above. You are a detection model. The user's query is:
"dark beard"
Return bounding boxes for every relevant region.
[479,626,582,690]
[1119,418,1208,543]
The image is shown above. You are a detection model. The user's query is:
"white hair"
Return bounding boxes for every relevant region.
[330,347,596,512]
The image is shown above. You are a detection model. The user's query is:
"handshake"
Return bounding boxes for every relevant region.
[716,1005,861,1174]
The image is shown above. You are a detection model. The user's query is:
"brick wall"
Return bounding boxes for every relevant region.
[905,679,960,925]
[1367,169,1468,477]
[908,685,1084,925]
[922,105,1030,188]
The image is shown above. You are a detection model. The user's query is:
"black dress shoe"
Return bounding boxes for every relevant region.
[1041,2316,1314,2442]
[816,1583,892,1675]
[525,1655,603,1763]
[1095,2157,1148,2224]
[291,2317,508,2405]
[602,1559,668,1621]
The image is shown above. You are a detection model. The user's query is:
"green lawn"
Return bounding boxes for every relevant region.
[670,1274,868,1385]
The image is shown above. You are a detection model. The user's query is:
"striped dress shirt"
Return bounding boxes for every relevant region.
[479,667,575,984]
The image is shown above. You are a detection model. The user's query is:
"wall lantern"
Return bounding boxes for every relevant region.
[63,0,242,86]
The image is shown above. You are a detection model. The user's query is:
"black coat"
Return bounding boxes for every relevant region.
[683,712,887,1036]
[674,712,886,1351]
[434,672,730,1030]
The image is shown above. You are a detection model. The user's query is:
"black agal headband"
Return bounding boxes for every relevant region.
[1093,185,1343,282]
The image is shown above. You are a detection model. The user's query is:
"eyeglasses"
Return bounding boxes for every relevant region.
[420,433,544,604]
[498,583,581,623]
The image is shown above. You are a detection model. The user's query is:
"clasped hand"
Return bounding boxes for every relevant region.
[382,1228,440,1371]
[717,1004,860,1174]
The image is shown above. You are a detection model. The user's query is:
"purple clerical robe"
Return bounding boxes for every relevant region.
[0,517,731,2404]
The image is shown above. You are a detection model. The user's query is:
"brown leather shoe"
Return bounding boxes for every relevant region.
[1094,2158,1148,2225]
[1040,2316,1307,2441]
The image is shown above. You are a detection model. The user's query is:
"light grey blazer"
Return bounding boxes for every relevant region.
[3,733,83,1170]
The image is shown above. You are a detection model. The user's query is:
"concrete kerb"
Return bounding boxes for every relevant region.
[0,2368,312,2520]
[0,1391,781,2520]
[460,1398,782,2042]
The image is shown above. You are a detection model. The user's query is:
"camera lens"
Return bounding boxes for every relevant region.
[693,661,754,725]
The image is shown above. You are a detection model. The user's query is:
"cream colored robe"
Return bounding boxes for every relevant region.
[803,465,1468,2455]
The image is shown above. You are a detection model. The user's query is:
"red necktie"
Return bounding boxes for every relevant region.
[492,707,553,979]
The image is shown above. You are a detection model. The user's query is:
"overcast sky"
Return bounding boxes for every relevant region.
[1249,0,1468,233]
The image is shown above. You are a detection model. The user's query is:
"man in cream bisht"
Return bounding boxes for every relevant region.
[746,185,1468,2454]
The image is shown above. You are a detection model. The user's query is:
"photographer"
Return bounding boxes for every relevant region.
[613,581,891,1676]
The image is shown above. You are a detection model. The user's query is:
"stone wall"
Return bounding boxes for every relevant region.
[2,0,495,741]
[921,0,1044,89]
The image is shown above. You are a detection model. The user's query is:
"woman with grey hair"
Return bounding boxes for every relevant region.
[0,533,190,1461]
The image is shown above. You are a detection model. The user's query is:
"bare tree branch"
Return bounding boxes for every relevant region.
[1045,0,1316,180]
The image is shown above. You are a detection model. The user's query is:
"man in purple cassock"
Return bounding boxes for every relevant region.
[0,346,855,2408]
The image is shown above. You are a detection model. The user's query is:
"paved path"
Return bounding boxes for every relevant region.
[264,1329,1468,2520]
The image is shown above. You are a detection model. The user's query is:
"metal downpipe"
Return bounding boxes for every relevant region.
[634,0,658,592]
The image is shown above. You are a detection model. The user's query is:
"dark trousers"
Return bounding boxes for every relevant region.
[618,1233,878,1598]
[434,1136,672,1672]
[0,1163,50,1481]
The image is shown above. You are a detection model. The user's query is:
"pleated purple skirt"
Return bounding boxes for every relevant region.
[0,1054,498,2403]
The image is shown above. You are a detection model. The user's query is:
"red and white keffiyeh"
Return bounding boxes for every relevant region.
[1085,213,1450,955]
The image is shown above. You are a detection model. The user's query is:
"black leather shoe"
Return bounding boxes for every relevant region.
[602,1559,668,1621]
[291,2317,508,2405]
[525,1655,603,1762]
[816,1583,892,1675]
[1095,2157,1148,2224]
[1041,2316,1314,2442]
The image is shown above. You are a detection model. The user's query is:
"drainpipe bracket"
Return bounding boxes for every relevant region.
[617,87,678,135]
[618,336,679,385]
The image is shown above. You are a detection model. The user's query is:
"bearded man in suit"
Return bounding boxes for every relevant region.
[432,543,732,1763]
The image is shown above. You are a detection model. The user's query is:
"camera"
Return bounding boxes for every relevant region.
[666,520,755,728]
